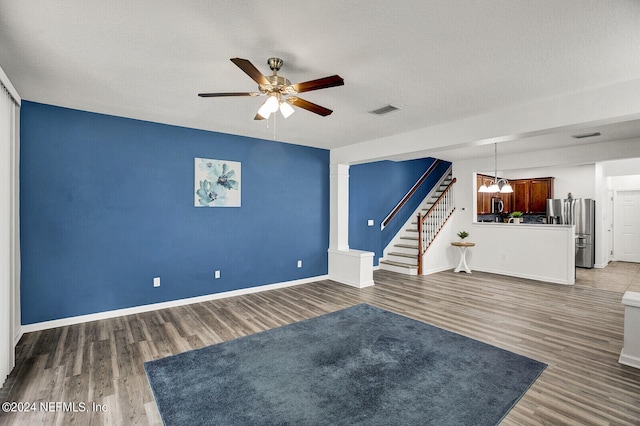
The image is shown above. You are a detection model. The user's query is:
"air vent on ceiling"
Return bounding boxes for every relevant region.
[571,131,601,139]
[369,104,401,115]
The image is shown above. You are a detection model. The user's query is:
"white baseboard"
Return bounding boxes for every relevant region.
[19,275,329,334]
[472,267,574,285]
[421,264,455,275]
[14,328,23,347]
[336,278,375,288]
[619,348,640,369]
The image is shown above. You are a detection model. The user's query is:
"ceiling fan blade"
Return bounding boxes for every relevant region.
[198,92,261,97]
[230,58,270,85]
[254,113,266,120]
[290,97,333,116]
[292,75,344,93]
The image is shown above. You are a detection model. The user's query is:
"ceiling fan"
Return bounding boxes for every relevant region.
[198,57,344,120]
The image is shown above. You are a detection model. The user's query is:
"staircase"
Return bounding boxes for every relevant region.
[380,171,455,275]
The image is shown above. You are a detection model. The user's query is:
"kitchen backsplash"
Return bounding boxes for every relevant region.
[477,214,547,224]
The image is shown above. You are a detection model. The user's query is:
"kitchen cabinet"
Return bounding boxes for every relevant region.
[512,178,554,214]
[476,174,492,214]
[476,174,513,214]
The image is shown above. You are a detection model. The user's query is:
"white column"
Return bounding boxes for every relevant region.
[328,163,374,288]
[620,291,640,369]
[329,164,350,250]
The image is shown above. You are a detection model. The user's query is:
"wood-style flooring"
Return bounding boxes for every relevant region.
[2,262,640,425]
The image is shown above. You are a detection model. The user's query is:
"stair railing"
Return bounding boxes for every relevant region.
[380,159,442,231]
[417,178,456,275]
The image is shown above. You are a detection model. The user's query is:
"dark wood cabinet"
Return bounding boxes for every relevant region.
[477,175,553,215]
[476,174,492,214]
[500,191,513,213]
[512,180,529,213]
[512,178,554,214]
[529,179,553,213]
[476,174,513,214]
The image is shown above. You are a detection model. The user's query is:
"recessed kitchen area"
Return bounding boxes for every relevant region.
[453,143,640,287]
[476,172,596,269]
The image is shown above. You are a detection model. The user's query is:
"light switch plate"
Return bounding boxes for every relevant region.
[367,219,374,226]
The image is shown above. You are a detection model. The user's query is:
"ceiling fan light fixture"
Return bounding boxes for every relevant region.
[257,95,279,119]
[265,95,280,113]
[280,101,295,118]
[256,105,272,120]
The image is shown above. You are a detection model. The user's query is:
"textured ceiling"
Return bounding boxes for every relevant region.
[2,0,640,155]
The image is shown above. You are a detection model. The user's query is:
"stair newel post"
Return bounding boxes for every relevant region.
[417,213,423,275]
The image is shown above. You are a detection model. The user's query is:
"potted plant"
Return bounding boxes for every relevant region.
[457,231,469,241]
[509,211,523,224]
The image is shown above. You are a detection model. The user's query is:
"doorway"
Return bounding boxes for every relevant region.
[614,190,640,263]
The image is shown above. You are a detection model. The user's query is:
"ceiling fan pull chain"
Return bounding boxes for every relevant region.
[273,112,277,140]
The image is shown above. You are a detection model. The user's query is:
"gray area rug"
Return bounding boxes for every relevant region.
[144,304,546,425]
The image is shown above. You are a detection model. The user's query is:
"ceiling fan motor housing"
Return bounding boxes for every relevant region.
[260,75,295,95]
[267,57,283,72]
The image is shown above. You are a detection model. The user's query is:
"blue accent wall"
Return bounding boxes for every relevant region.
[349,158,451,264]
[20,101,329,324]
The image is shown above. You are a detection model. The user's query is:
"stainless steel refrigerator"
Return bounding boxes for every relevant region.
[546,198,595,268]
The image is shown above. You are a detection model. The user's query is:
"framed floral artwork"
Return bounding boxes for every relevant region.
[194,158,241,207]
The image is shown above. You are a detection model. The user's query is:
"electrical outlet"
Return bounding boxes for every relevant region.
[367,219,374,226]
[153,277,160,287]
[214,270,221,279]
[297,260,302,268]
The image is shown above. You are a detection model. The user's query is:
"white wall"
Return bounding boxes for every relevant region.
[603,158,640,178]
[609,175,640,190]
[467,223,575,284]
[421,216,458,274]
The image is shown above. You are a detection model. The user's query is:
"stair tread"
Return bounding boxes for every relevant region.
[388,251,417,258]
[395,243,418,249]
[380,260,417,269]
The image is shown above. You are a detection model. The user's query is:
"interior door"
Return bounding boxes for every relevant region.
[614,190,640,263]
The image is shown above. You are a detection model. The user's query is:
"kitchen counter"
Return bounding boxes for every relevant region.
[467,222,575,284]
[474,222,573,229]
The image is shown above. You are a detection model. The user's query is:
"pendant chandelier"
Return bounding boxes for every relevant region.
[478,143,513,194]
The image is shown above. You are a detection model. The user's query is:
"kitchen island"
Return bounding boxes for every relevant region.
[469,222,575,285]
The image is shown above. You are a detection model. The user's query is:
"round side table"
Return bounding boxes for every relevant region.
[451,241,475,273]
